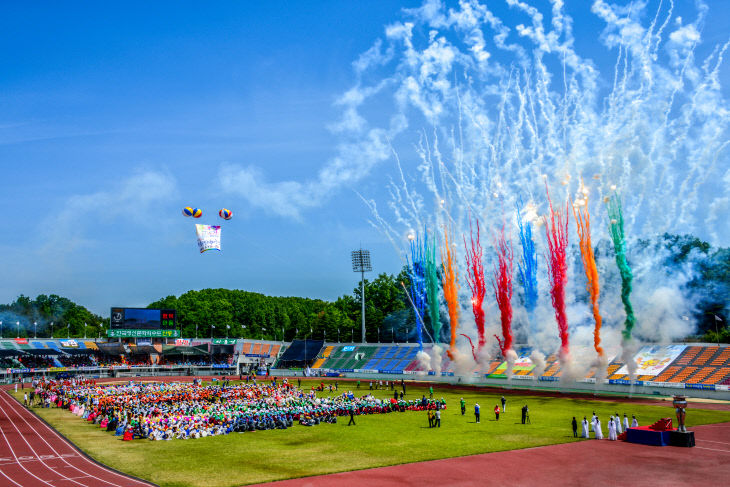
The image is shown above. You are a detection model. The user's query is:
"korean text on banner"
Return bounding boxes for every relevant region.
[195,224,221,253]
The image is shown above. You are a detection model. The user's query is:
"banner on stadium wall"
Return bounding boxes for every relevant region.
[614,345,686,378]
[137,340,152,346]
[108,329,180,338]
[717,385,729,392]
[212,339,236,345]
[60,340,78,348]
[341,346,355,352]
[48,367,68,372]
[175,339,190,346]
[490,354,535,376]
[685,383,715,391]
[14,338,28,344]
[195,224,221,253]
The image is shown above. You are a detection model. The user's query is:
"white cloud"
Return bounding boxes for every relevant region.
[40,169,178,254]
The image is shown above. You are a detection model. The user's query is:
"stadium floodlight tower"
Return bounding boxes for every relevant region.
[351,249,372,343]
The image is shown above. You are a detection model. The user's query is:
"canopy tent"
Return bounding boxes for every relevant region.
[129,345,157,354]
[24,349,64,356]
[0,349,26,358]
[162,345,208,356]
[62,349,96,355]
[97,343,126,355]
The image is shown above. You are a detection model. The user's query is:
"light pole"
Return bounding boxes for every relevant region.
[337,328,340,343]
[0,321,3,339]
[34,322,37,339]
[195,324,198,339]
[351,249,372,343]
[67,324,70,339]
[392,327,394,343]
[50,322,54,338]
[226,324,230,339]
[261,327,266,341]
[211,324,215,338]
[98,323,103,339]
[324,329,326,342]
[84,323,87,339]
[378,328,380,343]
[16,321,20,338]
[351,328,353,343]
[281,327,284,342]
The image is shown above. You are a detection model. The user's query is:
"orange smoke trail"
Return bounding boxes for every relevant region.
[572,193,603,357]
[441,228,460,361]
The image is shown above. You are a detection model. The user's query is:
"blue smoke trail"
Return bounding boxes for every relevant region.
[516,200,538,318]
[408,232,428,351]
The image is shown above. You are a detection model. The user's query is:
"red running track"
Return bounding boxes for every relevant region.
[258,422,730,487]
[0,387,154,487]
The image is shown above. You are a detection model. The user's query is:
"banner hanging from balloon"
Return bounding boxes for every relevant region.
[195,224,221,253]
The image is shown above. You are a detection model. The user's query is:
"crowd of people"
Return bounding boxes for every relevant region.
[573,412,639,440]
[29,378,445,441]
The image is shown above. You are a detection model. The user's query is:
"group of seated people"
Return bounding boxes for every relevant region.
[16,355,55,369]
[35,378,444,441]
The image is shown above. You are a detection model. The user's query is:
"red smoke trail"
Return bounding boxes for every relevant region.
[544,185,570,360]
[464,218,487,353]
[492,225,514,357]
[459,333,478,362]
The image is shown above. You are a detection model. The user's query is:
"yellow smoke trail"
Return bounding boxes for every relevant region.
[572,188,603,357]
[441,227,460,361]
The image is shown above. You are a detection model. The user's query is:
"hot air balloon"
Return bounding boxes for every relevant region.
[192,208,203,218]
[218,208,232,220]
[182,207,194,217]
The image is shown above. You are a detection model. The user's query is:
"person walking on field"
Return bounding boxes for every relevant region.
[501,395,506,413]
[435,409,441,428]
[429,386,434,399]
[348,407,356,426]
[494,405,500,421]
[572,417,578,437]
[460,397,466,415]
[474,403,481,423]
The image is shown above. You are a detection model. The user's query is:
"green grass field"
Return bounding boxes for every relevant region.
[12,380,730,487]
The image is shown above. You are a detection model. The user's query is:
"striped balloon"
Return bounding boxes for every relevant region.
[182,207,194,217]
[192,208,203,218]
[218,208,232,220]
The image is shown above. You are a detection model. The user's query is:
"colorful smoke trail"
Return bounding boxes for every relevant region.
[492,225,514,357]
[516,200,538,319]
[440,228,460,361]
[606,192,636,342]
[424,230,441,343]
[408,233,427,350]
[573,190,603,358]
[459,333,478,362]
[544,187,570,360]
[464,218,487,352]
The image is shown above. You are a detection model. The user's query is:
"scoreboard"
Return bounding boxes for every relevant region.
[108,308,179,338]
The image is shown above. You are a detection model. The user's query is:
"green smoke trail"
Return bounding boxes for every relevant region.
[424,229,441,343]
[606,193,636,341]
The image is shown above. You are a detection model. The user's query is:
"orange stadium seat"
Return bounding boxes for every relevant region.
[686,367,716,384]
[242,342,252,354]
[701,367,730,385]
[692,347,719,366]
[710,348,730,367]
[653,366,681,382]
[676,347,701,365]
[668,366,697,383]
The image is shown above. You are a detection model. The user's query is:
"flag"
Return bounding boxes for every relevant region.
[715,315,723,322]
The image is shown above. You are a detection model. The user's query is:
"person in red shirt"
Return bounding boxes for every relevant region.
[494,405,500,421]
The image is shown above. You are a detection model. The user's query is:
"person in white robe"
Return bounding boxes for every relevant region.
[590,412,597,431]
[615,413,623,434]
[631,415,638,428]
[608,418,617,440]
[594,418,604,439]
[623,414,630,431]
[581,417,590,438]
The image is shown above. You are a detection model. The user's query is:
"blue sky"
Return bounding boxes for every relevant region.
[1,1,728,316]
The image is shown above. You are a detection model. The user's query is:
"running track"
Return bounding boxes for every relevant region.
[1,377,729,486]
[0,386,155,487]
[259,422,730,487]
